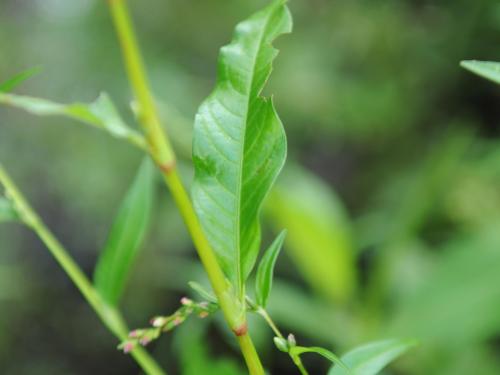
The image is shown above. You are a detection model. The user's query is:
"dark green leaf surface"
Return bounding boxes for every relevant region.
[0,92,146,149]
[328,339,416,375]
[191,0,292,293]
[255,230,286,307]
[0,67,39,93]
[93,159,155,306]
[460,60,500,85]
[0,197,19,223]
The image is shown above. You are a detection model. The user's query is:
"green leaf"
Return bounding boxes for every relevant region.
[0,197,19,223]
[460,60,500,85]
[188,281,217,303]
[191,0,292,293]
[388,222,500,346]
[93,158,155,305]
[290,346,351,374]
[255,230,286,307]
[0,92,147,149]
[328,339,417,375]
[0,67,39,93]
[265,166,357,303]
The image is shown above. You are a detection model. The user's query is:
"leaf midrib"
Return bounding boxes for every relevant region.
[235,8,276,296]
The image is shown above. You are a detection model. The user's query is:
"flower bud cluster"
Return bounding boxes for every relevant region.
[119,297,218,353]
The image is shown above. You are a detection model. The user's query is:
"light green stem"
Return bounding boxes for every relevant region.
[107,1,264,374]
[257,307,309,375]
[0,164,165,375]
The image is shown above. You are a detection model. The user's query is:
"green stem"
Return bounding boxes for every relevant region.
[107,1,264,373]
[257,307,309,375]
[0,164,165,375]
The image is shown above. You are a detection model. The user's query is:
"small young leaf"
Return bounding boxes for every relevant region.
[191,0,292,294]
[0,197,19,223]
[0,67,39,93]
[255,230,286,307]
[460,60,500,85]
[188,281,217,303]
[93,158,155,305]
[328,339,417,375]
[0,92,146,149]
[290,346,352,374]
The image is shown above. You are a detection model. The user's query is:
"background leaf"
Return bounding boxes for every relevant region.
[265,165,357,303]
[0,92,146,149]
[328,339,417,375]
[0,197,19,223]
[191,0,292,292]
[460,60,500,85]
[0,67,39,93]
[255,230,286,307]
[93,158,155,306]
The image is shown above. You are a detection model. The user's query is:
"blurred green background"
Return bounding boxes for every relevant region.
[1,0,500,374]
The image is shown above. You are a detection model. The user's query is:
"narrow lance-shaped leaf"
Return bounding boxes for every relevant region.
[290,346,352,374]
[0,196,20,223]
[255,230,286,307]
[0,67,39,93]
[191,0,292,294]
[0,92,146,149]
[460,60,500,85]
[94,158,155,306]
[328,339,417,375]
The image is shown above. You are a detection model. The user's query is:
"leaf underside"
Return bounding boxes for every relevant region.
[0,92,146,149]
[460,60,500,85]
[191,0,292,293]
[93,159,155,306]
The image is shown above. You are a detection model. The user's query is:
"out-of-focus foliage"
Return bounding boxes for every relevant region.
[1,0,500,374]
[93,158,155,306]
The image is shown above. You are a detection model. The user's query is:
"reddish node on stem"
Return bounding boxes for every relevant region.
[159,160,175,174]
[233,322,248,337]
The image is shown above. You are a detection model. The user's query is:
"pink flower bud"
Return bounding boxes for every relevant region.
[180,297,192,305]
[173,317,183,326]
[123,342,134,354]
[140,337,151,346]
[198,311,209,319]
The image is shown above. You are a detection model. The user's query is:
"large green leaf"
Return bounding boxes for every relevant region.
[0,92,146,149]
[460,60,500,85]
[265,166,356,303]
[328,339,416,375]
[191,0,292,293]
[93,159,155,305]
[0,67,39,93]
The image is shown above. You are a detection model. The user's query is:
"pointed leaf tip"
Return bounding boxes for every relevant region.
[460,60,500,85]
